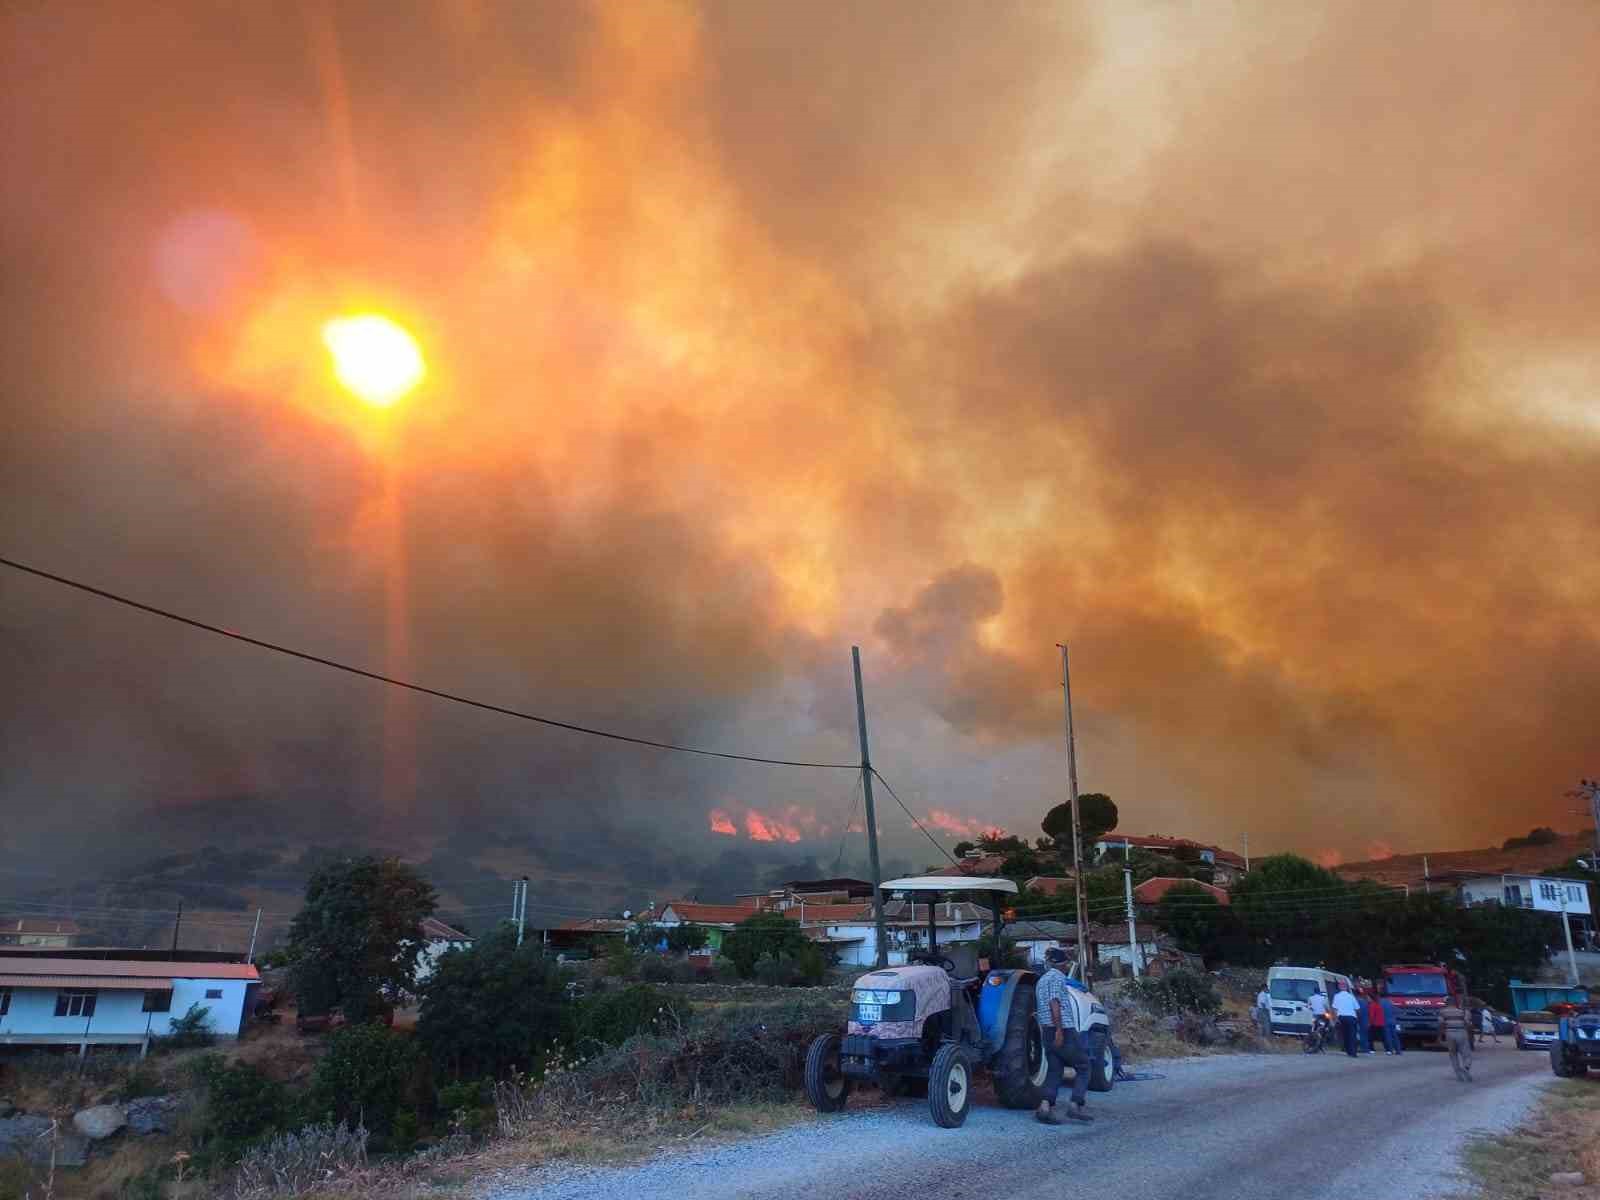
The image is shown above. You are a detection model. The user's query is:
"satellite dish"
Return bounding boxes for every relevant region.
[622,910,632,920]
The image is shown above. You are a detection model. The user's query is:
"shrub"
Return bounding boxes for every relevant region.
[637,955,675,984]
[231,1123,368,1199]
[310,1024,421,1137]
[1126,969,1222,1017]
[794,943,828,986]
[568,984,683,1050]
[417,928,568,1080]
[115,1063,161,1101]
[192,1056,293,1157]
[437,1080,496,1139]
[158,1003,215,1050]
[753,956,796,987]
[721,912,805,979]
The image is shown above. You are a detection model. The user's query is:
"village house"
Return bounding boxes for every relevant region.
[0,917,82,948]
[0,955,259,1056]
[1006,919,1162,973]
[1132,876,1231,906]
[1093,835,1249,885]
[1447,871,1594,943]
[412,917,473,983]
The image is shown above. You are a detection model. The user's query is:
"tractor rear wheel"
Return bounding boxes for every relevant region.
[805,1033,852,1112]
[928,1043,973,1128]
[994,982,1048,1109]
[1088,1034,1117,1092]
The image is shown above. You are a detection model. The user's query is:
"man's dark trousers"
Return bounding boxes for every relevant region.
[1339,1015,1359,1057]
[1044,1029,1093,1106]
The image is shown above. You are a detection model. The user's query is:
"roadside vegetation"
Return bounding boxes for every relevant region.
[1461,1079,1600,1199]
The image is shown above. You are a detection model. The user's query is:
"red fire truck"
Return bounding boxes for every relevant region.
[1382,963,1467,1047]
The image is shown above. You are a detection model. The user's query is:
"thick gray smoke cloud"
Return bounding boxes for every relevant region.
[4,1,1600,894]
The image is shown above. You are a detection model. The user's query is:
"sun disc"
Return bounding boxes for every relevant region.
[322,314,425,406]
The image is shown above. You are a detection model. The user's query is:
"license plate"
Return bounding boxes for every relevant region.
[858,1004,882,1023]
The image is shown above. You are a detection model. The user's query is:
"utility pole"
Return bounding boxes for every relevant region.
[246,908,262,964]
[852,646,889,969]
[1560,888,1580,986]
[1123,868,1141,978]
[1058,643,1091,978]
[512,878,528,947]
[1423,856,1430,896]
[1242,833,1250,873]
[171,900,183,953]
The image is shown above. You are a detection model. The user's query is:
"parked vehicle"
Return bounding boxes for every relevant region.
[1517,1009,1560,1051]
[1550,1005,1600,1078]
[1381,964,1466,1047]
[1266,965,1354,1037]
[804,875,1117,1128]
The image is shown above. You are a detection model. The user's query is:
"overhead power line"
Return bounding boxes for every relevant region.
[0,554,859,771]
[869,768,960,866]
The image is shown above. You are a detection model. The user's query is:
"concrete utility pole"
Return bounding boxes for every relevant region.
[246,908,262,964]
[1124,868,1142,978]
[1560,887,1580,986]
[852,646,890,968]
[513,878,528,947]
[1058,643,1091,977]
[171,900,183,953]
[1424,856,1431,896]
[1242,832,1250,873]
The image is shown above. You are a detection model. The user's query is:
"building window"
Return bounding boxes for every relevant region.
[1570,885,1585,902]
[54,990,96,1018]
[204,988,223,1000]
[142,990,173,1013]
[1540,882,1560,902]
[0,988,10,1016]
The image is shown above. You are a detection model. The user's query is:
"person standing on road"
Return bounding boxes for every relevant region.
[1332,983,1361,1058]
[1441,999,1473,1081]
[1356,986,1373,1054]
[1379,989,1402,1055]
[1366,993,1388,1055]
[1035,947,1093,1126]
[1256,985,1272,1037]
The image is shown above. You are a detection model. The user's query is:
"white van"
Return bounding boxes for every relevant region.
[1266,965,1354,1036]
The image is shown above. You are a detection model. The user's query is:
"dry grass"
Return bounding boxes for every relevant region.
[1461,1078,1600,1199]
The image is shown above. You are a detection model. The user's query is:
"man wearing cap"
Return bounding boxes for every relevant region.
[1035,947,1093,1125]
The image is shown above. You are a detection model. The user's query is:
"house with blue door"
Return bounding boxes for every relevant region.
[0,956,259,1056]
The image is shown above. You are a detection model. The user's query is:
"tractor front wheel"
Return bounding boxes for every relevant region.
[805,1033,852,1112]
[929,1043,974,1128]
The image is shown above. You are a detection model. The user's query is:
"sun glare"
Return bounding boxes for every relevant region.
[322,314,426,406]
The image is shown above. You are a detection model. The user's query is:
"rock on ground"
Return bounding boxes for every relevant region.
[0,1115,89,1167]
[72,1104,127,1140]
[125,1096,181,1136]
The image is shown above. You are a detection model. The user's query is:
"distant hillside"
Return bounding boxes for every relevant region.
[1335,830,1593,889]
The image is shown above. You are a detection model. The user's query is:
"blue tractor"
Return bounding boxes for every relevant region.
[804,876,1118,1127]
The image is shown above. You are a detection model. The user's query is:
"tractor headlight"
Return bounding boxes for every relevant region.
[852,989,902,1006]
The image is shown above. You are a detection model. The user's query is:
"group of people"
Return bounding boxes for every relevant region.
[1254,980,1486,1082]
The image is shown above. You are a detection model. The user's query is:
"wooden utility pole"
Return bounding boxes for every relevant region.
[852,647,889,968]
[1058,644,1091,977]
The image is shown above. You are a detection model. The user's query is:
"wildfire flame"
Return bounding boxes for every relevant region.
[706,803,825,843]
[709,809,737,836]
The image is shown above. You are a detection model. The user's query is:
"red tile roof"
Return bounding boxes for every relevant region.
[420,917,471,942]
[662,902,753,926]
[787,903,872,923]
[1132,876,1231,906]
[0,956,258,980]
[1024,876,1076,895]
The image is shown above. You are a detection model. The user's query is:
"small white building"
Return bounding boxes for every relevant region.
[1457,874,1592,917]
[0,957,259,1056]
[413,918,474,984]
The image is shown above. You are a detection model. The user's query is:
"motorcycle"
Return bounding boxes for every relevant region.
[1304,1011,1335,1054]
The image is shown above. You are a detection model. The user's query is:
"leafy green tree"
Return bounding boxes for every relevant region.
[1040,793,1118,860]
[288,856,437,1022]
[417,927,568,1079]
[1154,883,1233,958]
[721,911,805,979]
[192,1056,293,1158]
[310,1023,421,1137]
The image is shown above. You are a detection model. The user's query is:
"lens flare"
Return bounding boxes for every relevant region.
[322,313,425,406]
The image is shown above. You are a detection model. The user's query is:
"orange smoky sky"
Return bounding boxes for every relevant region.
[3,1,1600,872]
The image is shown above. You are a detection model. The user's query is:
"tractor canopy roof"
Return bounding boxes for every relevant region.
[881,875,1018,895]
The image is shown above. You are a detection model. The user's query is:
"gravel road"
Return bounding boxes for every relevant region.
[484,1040,1551,1200]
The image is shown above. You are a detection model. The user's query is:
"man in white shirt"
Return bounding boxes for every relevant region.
[1255,987,1272,1037]
[1331,984,1361,1057]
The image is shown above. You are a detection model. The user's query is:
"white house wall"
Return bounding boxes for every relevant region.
[0,978,250,1047]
